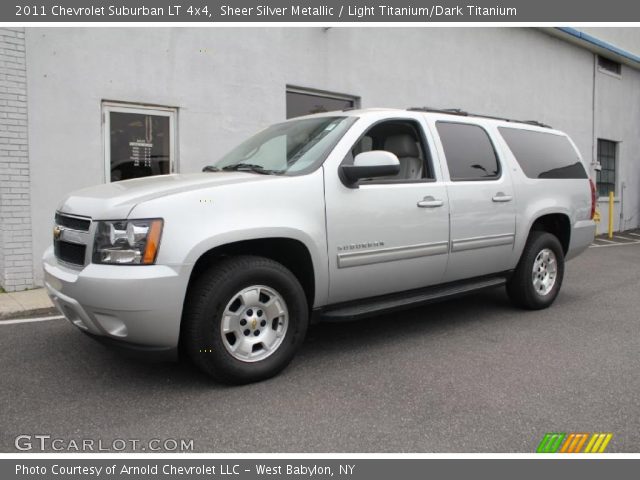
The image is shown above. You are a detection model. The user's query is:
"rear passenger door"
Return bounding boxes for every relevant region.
[432,121,516,282]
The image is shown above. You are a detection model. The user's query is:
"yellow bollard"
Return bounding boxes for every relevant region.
[608,191,614,239]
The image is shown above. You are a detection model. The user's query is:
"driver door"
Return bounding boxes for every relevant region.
[324,117,450,304]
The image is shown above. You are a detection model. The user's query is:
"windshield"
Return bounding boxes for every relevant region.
[212,116,355,175]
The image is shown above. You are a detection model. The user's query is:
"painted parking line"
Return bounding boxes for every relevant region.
[594,238,617,244]
[613,236,637,242]
[590,240,640,248]
[626,232,640,237]
[0,315,64,325]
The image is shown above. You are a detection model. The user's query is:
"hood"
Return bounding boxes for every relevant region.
[58,172,274,219]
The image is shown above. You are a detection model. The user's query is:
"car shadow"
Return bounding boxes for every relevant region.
[41,287,518,391]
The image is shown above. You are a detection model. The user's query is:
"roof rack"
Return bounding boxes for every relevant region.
[407,107,552,129]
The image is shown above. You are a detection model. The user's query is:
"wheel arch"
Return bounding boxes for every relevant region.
[184,237,317,313]
[528,212,571,255]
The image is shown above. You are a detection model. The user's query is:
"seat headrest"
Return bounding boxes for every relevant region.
[384,134,420,158]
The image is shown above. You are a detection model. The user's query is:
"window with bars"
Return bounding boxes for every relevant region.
[596,139,617,197]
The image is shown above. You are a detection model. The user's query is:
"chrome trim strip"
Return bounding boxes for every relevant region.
[451,233,515,253]
[55,211,91,220]
[59,229,88,245]
[337,241,449,269]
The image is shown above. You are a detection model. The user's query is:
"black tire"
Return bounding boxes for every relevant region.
[506,231,565,310]
[182,255,308,384]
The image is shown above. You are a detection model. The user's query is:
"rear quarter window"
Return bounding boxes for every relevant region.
[498,127,588,179]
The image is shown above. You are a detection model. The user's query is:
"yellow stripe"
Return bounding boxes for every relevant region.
[574,434,589,453]
[560,434,575,453]
[584,434,598,453]
[597,434,613,453]
[590,434,606,453]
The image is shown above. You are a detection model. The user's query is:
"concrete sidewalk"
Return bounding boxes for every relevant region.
[0,288,56,319]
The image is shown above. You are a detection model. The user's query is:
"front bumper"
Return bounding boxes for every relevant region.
[43,246,189,359]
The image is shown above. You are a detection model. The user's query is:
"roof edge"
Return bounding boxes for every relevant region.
[542,27,640,70]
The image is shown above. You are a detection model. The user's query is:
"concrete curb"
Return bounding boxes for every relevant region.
[0,288,56,320]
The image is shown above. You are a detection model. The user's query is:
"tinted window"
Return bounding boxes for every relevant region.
[437,122,500,181]
[498,127,588,179]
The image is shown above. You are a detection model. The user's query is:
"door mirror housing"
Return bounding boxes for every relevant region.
[341,151,400,186]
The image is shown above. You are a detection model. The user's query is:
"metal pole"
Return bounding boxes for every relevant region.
[608,191,614,239]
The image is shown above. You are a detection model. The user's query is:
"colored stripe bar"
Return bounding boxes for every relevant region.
[598,434,613,453]
[584,433,613,453]
[537,433,566,453]
[572,433,589,453]
[536,433,553,453]
[560,434,575,453]
[583,434,599,453]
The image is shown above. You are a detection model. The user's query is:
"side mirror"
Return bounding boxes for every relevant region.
[340,151,400,186]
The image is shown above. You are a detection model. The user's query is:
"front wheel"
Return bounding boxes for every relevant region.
[182,256,309,384]
[506,231,565,310]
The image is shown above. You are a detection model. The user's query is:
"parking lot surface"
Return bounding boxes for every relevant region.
[1,242,639,452]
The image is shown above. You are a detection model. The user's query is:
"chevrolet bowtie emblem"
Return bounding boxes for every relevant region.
[53,226,63,240]
[251,318,257,330]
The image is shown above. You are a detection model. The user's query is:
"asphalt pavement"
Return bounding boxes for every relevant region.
[1,243,639,453]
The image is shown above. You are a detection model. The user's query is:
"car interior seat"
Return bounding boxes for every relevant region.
[383,134,423,179]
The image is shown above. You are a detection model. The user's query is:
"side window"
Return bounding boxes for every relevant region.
[436,122,500,181]
[348,120,434,182]
[498,127,588,180]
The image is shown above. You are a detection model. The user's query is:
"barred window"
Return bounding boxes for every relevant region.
[596,139,617,197]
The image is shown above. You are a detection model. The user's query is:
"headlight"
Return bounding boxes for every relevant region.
[93,219,163,265]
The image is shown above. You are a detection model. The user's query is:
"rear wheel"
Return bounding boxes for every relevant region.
[506,231,565,310]
[182,256,308,384]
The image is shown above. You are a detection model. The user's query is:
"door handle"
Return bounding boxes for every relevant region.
[417,196,444,208]
[492,193,513,203]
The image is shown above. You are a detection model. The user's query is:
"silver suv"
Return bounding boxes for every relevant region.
[44,108,596,383]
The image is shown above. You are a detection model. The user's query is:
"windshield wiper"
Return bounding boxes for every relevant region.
[221,163,281,175]
[202,165,220,172]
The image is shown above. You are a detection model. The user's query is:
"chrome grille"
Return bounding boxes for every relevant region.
[55,212,90,231]
[54,212,92,267]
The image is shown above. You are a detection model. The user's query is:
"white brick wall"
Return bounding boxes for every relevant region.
[0,27,32,292]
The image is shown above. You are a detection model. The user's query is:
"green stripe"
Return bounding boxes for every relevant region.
[548,433,566,453]
[537,433,553,453]
[537,433,566,453]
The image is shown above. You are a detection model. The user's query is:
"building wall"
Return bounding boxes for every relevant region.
[20,27,640,287]
[0,27,31,292]
[594,61,640,233]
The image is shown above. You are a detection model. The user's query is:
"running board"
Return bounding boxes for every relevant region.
[319,276,507,322]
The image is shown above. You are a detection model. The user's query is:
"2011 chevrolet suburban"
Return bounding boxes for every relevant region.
[44,108,597,383]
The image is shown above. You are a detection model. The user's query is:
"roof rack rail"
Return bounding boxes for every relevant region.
[407,107,552,129]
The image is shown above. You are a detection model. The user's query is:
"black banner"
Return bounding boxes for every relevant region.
[4,459,640,480]
[5,0,640,22]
